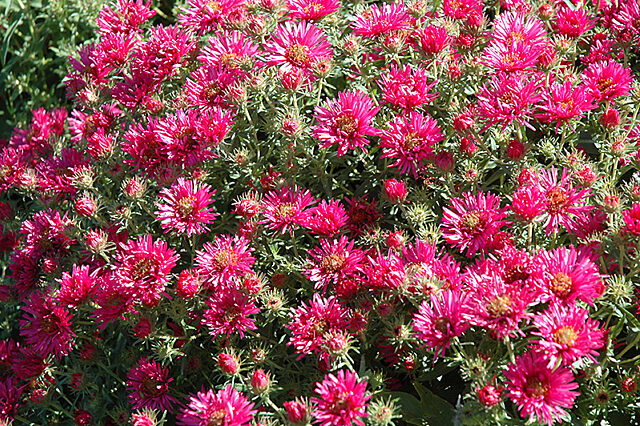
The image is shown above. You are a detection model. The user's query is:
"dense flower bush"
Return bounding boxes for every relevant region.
[1,0,640,424]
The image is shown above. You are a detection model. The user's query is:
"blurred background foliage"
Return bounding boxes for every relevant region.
[0,0,176,139]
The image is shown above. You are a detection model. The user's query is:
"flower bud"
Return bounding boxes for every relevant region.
[383,179,407,204]
[177,270,200,298]
[601,108,621,129]
[478,384,502,407]
[134,317,153,339]
[251,369,271,394]
[218,352,240,375]
[507,139,526,161]
[284,399,310,424]
[74,196,96,217]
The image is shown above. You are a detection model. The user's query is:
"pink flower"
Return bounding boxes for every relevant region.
[198,31,259,70]
[510,185,545,222]
[532,303,605,367]
[351,3,410,39]
[554,7,595,38]
[113,235,179,307]
[365,250,406,291]
[265,21,333,78]
[303,199,349,237]
[20,293,75,359]
[536,246,605,306]
[415,25,450,56]
[441,191,511,256]
[287,294,352,359]
[379,110,442,178]
[313,90,379,157]
[383,179,407,203]
[178,385,256,425]
[305,236,365,293]
[504,351,579,425]
[259,186,317,234]
[126,357,177,411]
[378,65,438,110]
[155,178,218,237]
[622,203,640,235]
[202,288,259,339]
[56,264,97,308]
[287,0,341,20]
[582,60,632,103]
[535,82,595,130]
[178,0,245,35]
[412,289,473,358]
[195,234,255,290]
[477,72,542,131]
[534,167,592,235]
[311,369,370,426]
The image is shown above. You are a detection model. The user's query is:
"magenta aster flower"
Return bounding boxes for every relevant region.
[510,185,545,223]
[504,350,579,425]
[622,203,640,235]
[198,31,259,70]
[313,90,379,157]
[195,234,255,290]
[259,186,316,235]
[535,82,595,131]
[178,385,256,426]
[20,293,75,359]
[378,65,438,110]
[311,369,370,426]
[155,178,218,237]
[287,0,341,20]
[441,191,511,256]
[582,60,632,103]
[490,11,547,47]
[305,236,365,293]
[379,110,443,178]
[536,246,604,306]
[477,72,542,131]
[179,0,245,35]
[113,235,179,307]
[554,7,595,38]
[365,250,406,291]
[465,258,536,339]
[56,264,97,308]
[412,289,473,358]
[351,3,410,39]
[534,167,592,235]
[532,303,605,367]
[265,21,333,77]
[303,199,349,237]
[126,357,177,412]
[287,294,352,359]
[202,288,259,339]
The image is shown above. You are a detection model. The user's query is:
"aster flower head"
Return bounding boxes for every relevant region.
[441,191,511,256]
[56,264,97,308]
[303,199,349,237]
[554,7,595,38]
[582,60,632,103]
[305,236,365,294]
[412,289,473,358]
[379,110,443,178]
[113,235,179,307]
[313,90,379,157]
[536,246,605,306]
[478,72,543,132]
[365,250,406,291]
[265,21,333,78]
[311,369,371,426]
[532,303,605,367]
[536,81,595,131]
[534,167,592,235]
[20,293,75,359]
[510,185,545,222]
[287,0,341,20]
[195,234,255,290]
[464,258,536,339]
[127,357,177,412]
[202,288,259,339]
[351,3,411,39]
[178,385,256,426]
[198,31,259,70]
[155,178,218,237]
[622,202,640,235]
[504,350,579,425]
[378,65,438,111]
[259,186,317,235]
[286,294,352,359]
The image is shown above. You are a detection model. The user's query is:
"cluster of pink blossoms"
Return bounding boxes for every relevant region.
[2,0,640,424]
